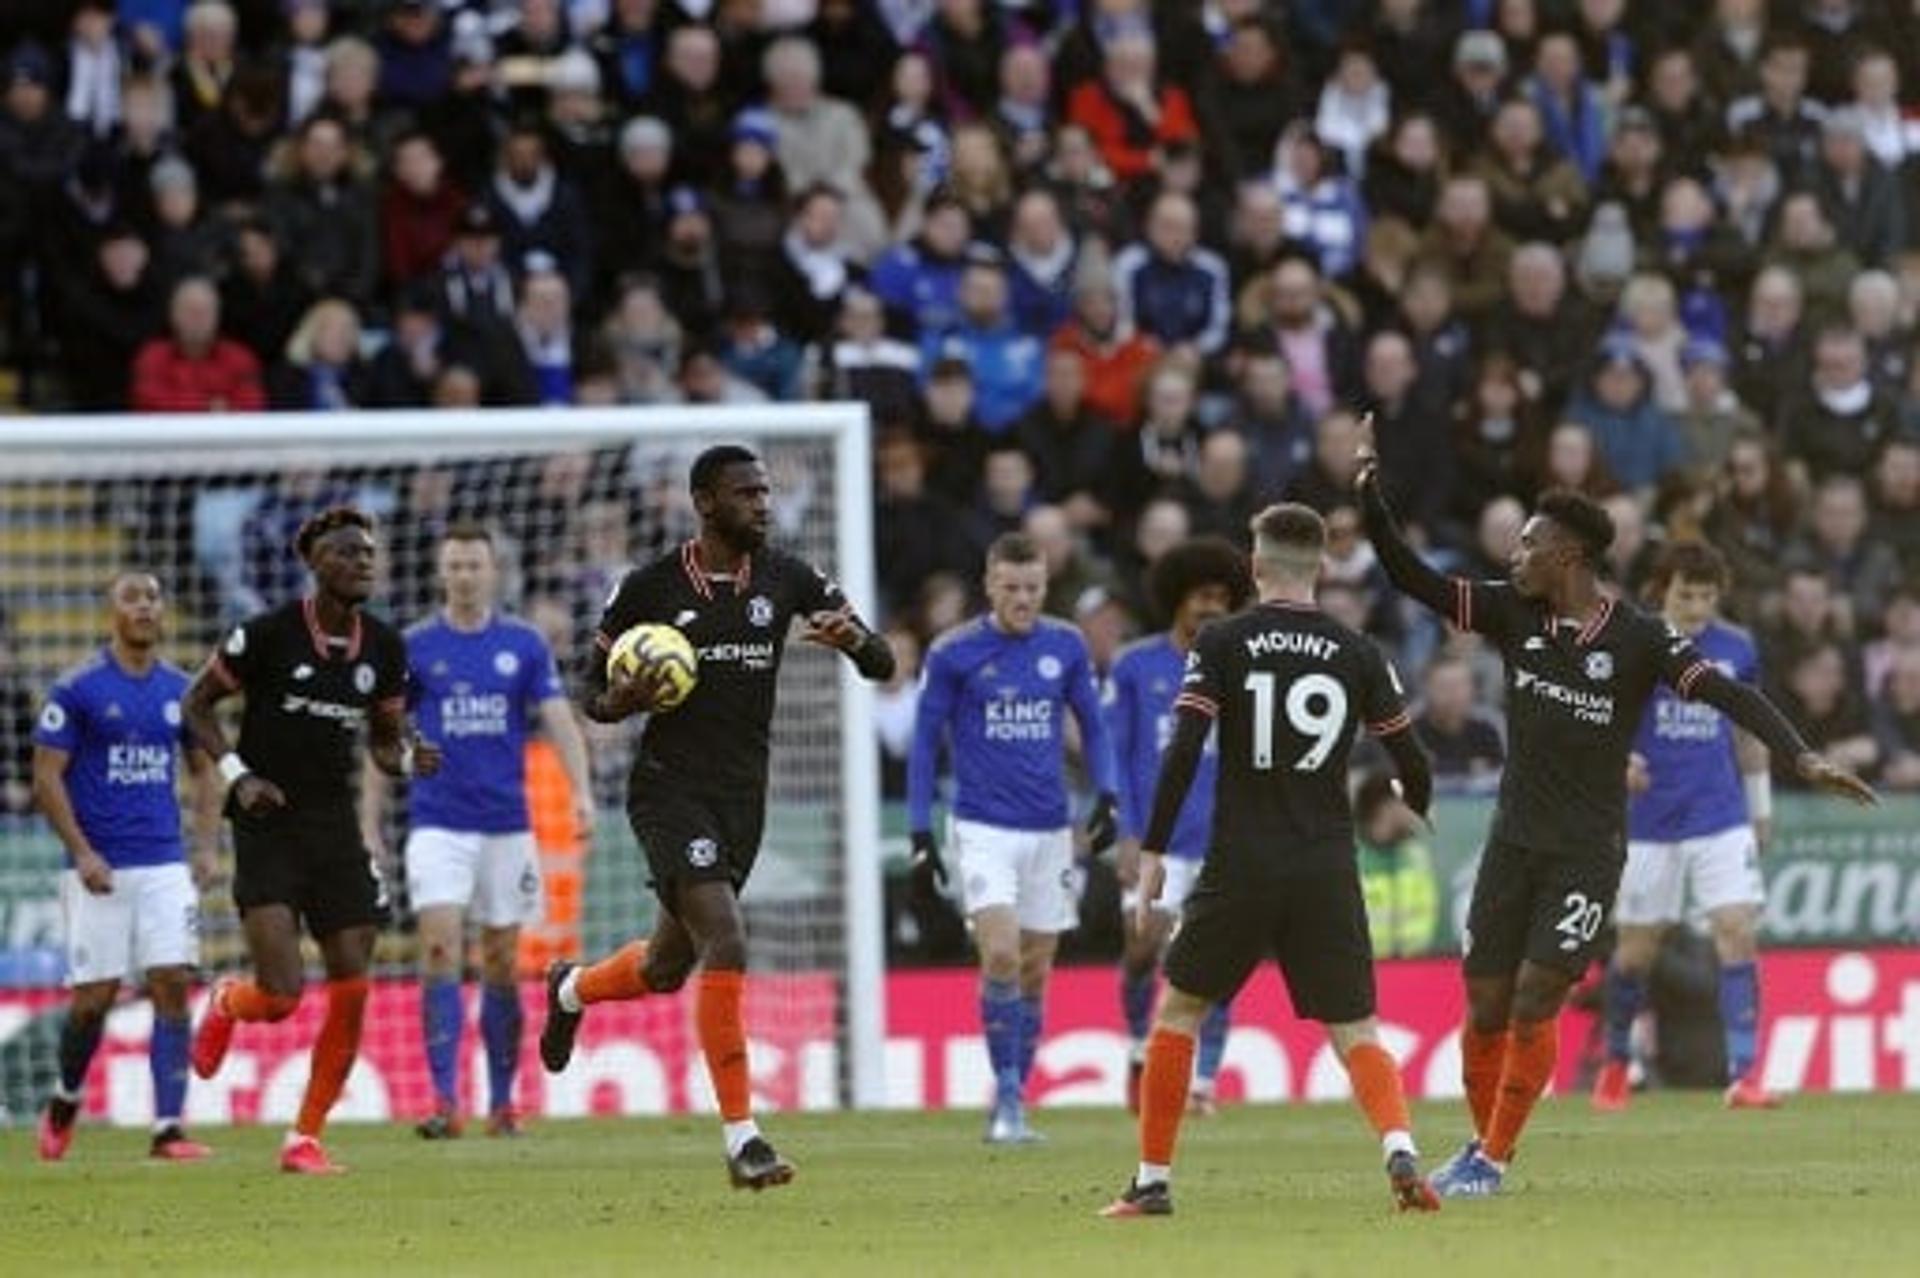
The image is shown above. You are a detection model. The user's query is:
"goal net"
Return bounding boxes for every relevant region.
[0,406,885,1126]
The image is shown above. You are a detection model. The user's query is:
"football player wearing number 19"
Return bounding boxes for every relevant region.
[1103,505,1440,1219]
[540,446,894,1191]
[1353,417,1877,1200]
[32,572,222,1162]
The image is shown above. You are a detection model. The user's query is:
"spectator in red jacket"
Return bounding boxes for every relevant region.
[129,275,266,413]
[380,129,465,291]
[1064,21,1198,185]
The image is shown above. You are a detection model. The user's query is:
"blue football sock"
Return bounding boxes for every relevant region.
[1018,995,1044,1087]
[57,1012,104,1099]
[1604,965,1644,1064]
[1196,1001,1231,1085]
[1719,961,1760,1081]
[1121,971,1154,1048]
[150,1016,190,1125]
[981,979,1022,1108]
[423,979,464,1107]
[480,983,524,1113]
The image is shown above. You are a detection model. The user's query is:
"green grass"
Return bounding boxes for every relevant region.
[4,1096,1917,1276]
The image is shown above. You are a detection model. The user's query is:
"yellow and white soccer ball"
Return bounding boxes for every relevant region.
[606,623,699,711]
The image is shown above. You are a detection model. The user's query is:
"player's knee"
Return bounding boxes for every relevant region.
[643,952,692,993]
[1710,914,1759,961]
[979,947,1019,984]
[146,971,193,1017]
[697,929,748,974]
[1155,987,1209,1036]
[1510,976,1571,1024]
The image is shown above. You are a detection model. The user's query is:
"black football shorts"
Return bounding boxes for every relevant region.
[1461,837,1624,979]
[1164,863,1377,1023]
[232,805,390,939]
[627,761,767,911]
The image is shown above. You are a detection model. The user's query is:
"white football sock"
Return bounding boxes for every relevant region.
[724,1119,762,1158]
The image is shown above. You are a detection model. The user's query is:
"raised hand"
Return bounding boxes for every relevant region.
[1353,411,1379,492]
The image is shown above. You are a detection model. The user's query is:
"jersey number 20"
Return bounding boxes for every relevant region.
[1244,672,1347,772]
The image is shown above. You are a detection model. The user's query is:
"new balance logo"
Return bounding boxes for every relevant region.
[292,664,314,682]
[1523,637,1547,652]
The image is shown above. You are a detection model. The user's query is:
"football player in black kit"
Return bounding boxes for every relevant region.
[184,507,443,1175]
[540,445,894,1190]
[1102,505,1441,1219]
[1352,417,1875,1198]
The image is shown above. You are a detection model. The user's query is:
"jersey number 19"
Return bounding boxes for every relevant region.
[1245,672,1348,772]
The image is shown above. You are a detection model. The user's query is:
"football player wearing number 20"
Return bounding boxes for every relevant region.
[1353,415,1876,1199]
[541,446,894,1192]
[1102,505,1440,1219]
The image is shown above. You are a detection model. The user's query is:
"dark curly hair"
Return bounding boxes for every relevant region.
[1536,488,1614,569]
[1148,536,1253,628]
[294,505,376,562]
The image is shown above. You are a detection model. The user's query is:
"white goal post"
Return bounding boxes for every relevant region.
[0,404,887,1118]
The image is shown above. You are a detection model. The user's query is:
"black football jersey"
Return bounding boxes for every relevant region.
[589,541,852,793]
[210,598,407,810]
[1446,581,1713,855]
[1178,600,1412,876]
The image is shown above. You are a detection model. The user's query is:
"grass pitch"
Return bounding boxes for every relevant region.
[5,1095,1917,1276]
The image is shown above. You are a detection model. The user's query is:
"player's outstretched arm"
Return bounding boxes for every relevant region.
[1353,416,1461,619]
[1686,666,1878,806]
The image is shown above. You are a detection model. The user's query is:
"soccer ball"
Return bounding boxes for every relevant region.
[606,623,699,711]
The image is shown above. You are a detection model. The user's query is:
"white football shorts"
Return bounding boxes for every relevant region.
[62,862,199,985]
[1121,855,1206,920]
[953,818,1078,933]
[1616,825,1765,927]
[406,827,544,928]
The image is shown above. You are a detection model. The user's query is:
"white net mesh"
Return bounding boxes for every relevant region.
[0,409,879,1125]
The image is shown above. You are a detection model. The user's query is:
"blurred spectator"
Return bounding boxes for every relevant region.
[241,466,351,612]
[875,429,977,619]
[1459,495,1528,581]
[267,297,370,410]
[1780,325,1898,484]
[1413,655,1506,795]
[1364,110,1447,232]
[1273,123,1367,279]
[1203,15,1301,184]
[1811,108,1907,269]
[1705,427,1802,621]
[1180,429,1257,542]
[1566,342,1686,495]
[57,223,164,411]
[1285,406,1368,514]
[501,262,583,406]
[1674,339,1759,476]
[1647,176,1747,343]
[1761,190,1858,326]
[1436,29,1508,148]
[717,290,804,401]
[598,274,680,404]
[374,0,453,115]
[1065,21,1199,185]
[147,154,226,287]
[1847,270,1909,394]
[1362,328,1453,530]
[1004,186,1076,340]
[184,61,282,206]
[773,183,858,346]
[1591,106,1664,240]
[1109,359,1203,521]
[1417,175,1515,324]
[1866,587,1920,699]
[1112,189,1231,360]
[1528,31,1606,184]
[1535,419,1622,501]
[595,116,678,293]
[652,185,724,340]
[1354,770,1440,958]
[1049,273,1157,429]
[380,129,465,291]
[266,112,379,308]
[1453,352,1544,523]
[282,1,334,126]
[221,216,313,370]
[765,35,886,261]
[1016,346,1115,531]
[1484,241,1598,411]
[1870,644,1920,792]
[1795,473,1903,638]
[64,0,122,140]
[947,122,1012,240]
[1850,46,1916,177]
[1601,492,1656,595]
[1478,96,1589,245]
[368,284,484,409]
[485,122,592,303]
[1025,502,1111,619]
[709,110,790,288]
[1771,641,1877,786]
[919,356,989,504]
[317,35,390,157]
[1615,273,1689,412]
[992,40,1053,175]
[1314,42,1389,178]
[823,285,919,418]
[1870,437,1920,572]
[1731,264,1809,424]
[919,248,1043,433]
[1694,0,1767,106]
[1727,34,1822,186]
[1111,495,1190,619]
[130,274,265,412]
[1247,253,1358,418]
[171,1,237,134]
[1644,46,1723,178]
[1233,344,1314,499]
[968,443,1038,545]
[869,188,971,339]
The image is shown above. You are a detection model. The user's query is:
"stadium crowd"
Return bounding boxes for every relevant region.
[6,0,1920,809]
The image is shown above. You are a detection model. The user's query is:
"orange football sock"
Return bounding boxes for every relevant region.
[1482,1017,1559,1164]
[697,970,751,1123]
[295,978,369,1139]
[576,941,650,1005]
[1139,1026,1197,1166]
[1343,1042,1412,1139]
[224,980,301,1023]
[1461,1024,1509,1138]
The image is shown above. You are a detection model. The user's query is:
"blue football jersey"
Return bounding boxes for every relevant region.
[32,650,192,868]
[1629,620,1758,842]
[1106,635,1215,861]
[908,616,1117,832]
[405,613,565,834]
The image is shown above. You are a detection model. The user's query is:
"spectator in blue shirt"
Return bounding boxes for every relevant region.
[1111,190,1232,359]
[921,248,1045,433]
